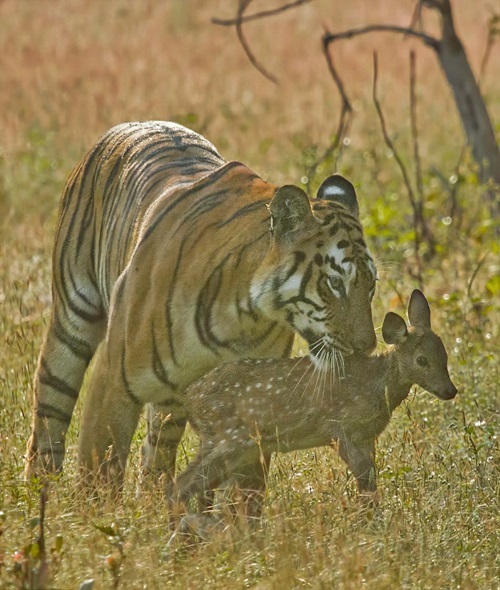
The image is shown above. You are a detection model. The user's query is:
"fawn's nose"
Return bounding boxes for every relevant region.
[441,383,458,400]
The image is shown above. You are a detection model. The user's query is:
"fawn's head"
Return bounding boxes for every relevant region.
[381,290,458,400]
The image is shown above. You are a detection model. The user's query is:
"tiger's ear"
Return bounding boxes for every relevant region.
[316,174,359,218]
[270,185,315,243]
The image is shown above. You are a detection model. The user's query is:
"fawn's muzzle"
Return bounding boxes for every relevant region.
[436,382,458,400]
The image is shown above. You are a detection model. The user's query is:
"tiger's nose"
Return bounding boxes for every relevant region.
[353,331,377,354]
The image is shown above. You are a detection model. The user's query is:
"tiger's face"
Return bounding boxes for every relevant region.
[251,175,377,367]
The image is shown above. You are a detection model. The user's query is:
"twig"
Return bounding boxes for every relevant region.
[466,252,489,300]
[234,0,278,85]
[409,51,435,259]
[212,0,313,26]
[478,14,499,88]
[323,24,439,50]
[408,1,424,35]
[372,52,423,287]
[409,51,423,201]
[305,34,354,189]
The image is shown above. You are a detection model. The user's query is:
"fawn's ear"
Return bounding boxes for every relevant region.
[316,174,359,218]
[382,312,408,345]
[270,185,316,243]
[408,289,431,329]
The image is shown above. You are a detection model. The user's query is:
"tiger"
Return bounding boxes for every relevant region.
[25,121,377,501]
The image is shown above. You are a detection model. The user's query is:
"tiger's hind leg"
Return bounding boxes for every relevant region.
[25,300,105,477]
[141,402,188,480]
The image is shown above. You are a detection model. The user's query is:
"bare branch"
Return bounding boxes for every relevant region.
[409,50,436,258]
[323,24,439,50]
[478,13,500,87]
[212,0,313,26]
[408,1,424,34]
[372,52,423,286]
[234,0,278,85]
[321,32,353,113]
[466,251,489,300]
[304,33,354,189]
[409,51,423,201]
[420,0,450,14]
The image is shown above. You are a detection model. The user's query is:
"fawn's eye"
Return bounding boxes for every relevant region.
[416,356,429,367]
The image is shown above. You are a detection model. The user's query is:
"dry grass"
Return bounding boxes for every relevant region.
[0,1,499,588]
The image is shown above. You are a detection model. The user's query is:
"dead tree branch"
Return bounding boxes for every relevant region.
[410,51,423,201]
[372,52,423,286]
[212,0,313,26]
[323,0,500,209]
[478,13,499,87]
[212,0,315,85]
[323,24,439,49]
[304,33,354,189]
[237,0,278,84]
[213,0,499,212]
[410,51,436,257]
[422,0,500,194]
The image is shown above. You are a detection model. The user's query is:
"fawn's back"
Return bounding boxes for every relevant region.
[186,354,392,452]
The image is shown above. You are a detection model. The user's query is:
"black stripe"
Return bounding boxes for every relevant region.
[55,258,104,324]
[283,251,307,284]
[52,314,94,362]
[326,255,345,276]
[274,258,324,313]
[216,197,268,227]
[138,161,244,245]
[38,360,79,400]
[35,402,72,424]
[234,230,269,269]
[120,348,142,406]
[299,260,314,298]
[194,260,228,354]
[151,325,178,390]
[174,189,230,233]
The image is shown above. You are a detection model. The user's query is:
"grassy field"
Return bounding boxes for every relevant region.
[0,1,499,588]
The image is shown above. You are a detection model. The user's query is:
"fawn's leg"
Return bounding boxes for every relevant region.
[339,438,377,499]
[173,442,261,510]
[141,402,187,480]
[231,454,271,518]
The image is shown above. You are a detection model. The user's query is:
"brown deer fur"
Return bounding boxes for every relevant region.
[168,290,457,510]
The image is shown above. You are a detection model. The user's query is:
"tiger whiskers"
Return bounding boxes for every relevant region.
[306,338,345,406]
[287,353,319,403]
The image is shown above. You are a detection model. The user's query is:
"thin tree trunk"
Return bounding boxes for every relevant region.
[429,0,500,191]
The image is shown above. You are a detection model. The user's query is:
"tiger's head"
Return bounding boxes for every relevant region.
[251,175,377,367]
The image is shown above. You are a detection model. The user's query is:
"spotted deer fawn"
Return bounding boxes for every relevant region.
[168,290,457,510]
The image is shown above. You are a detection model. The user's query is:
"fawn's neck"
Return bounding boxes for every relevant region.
[380,352,413,413]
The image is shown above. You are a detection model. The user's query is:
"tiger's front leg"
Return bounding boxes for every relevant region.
[78,345,143,492]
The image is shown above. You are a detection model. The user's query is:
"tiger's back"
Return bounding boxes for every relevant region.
[26,121,377,497]
[54,121,226,311]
